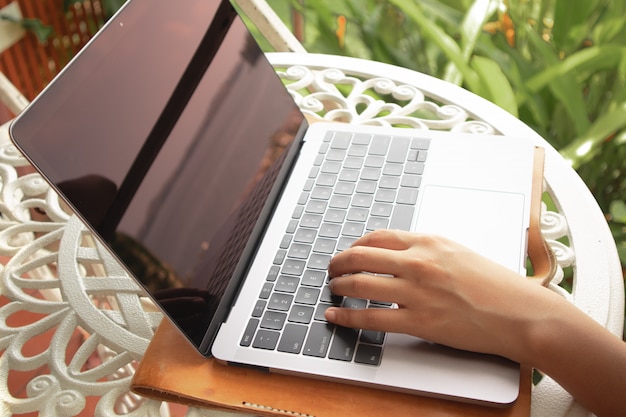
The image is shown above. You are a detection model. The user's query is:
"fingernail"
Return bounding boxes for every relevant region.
[325,308,336,322]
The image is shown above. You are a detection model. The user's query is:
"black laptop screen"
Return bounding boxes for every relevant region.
[10,0,306,349]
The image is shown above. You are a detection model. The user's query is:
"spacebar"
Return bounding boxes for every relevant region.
[389,205,415,231]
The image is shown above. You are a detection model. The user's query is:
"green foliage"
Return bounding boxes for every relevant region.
[0,14,53,42]
[268,0,626,272]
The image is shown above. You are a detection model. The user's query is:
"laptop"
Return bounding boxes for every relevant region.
[9,0,537,406]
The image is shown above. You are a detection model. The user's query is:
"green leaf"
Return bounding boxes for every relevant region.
[0,15,53,42]
[560,102,626,167]
[610,200,626,224]
[443,0,499,84]
[525,45,625,93]
[387,0,480,89]
[552,0,597,52]
[471,55,518,116]
[524,28,590,136]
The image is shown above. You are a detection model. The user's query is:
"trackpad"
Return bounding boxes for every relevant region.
[414,186,526,272]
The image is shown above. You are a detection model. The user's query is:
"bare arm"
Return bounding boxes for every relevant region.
[325,229,626,417]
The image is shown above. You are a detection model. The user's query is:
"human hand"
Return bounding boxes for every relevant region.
[325,229,558,363]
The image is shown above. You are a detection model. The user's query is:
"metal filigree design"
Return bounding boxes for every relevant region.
[274,65,493,132]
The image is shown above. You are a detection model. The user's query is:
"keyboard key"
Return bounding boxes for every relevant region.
[279,234,292,249]
[266,265,280,282]
[410,137,431,150]
[389,204,415,231]
[331,132,352,149]
[329,326,359,361]
[361,167,381,181]
[303,178,315,191]
[339,168,359,182]
[417,150,428,162]
[342,222,365,237]
[288,305,314,324]
[294,227,317,243]
[268,292,293,311]
[320,286,343,305]
[382,163,403,176]
[298,192,309,205]
[334,181,356,195]
[317,173,337,187]
[347,207,369,222]
[364,155,385,168]
[319,222,341,238]
[356,180,377,194]
[285,219,298,233]
[303,322,334,358]
[314,303,333,321]
[259,282,273,299]
[401,174,422,188]
[387,136,410,163]
[321,161,342,174]
[287,243,312,259]
[278,324,308,354]
[282,259,306,276]
[352,133,371,145]
[308,254,332,270]
[371,202,393,217]
[369,135,391,155]
[275,275,300,293]
[351,193,373,208]
[252,300,266,317]
[360,329,386,345]
[329,195,351,209]
[355,344,383,365]
[311,186,332,200]
[379,175,400,189]
[292,205,304,219]
[295,287,321,305]
[375,189,396,203]
[324,209,347,223]
[397,187,419,205]
[313,238,336,254]
[405,161,425,175]
[343,157,364,169]
[326,149,346,161]
[253,329,280,350]
[366,216,389,231]
[348,144,368,157]
[300,214,323,228]
[305,200,327,214]
[301,270,326,287]
[308,166,320,178]
[337,236,357,251]
[240,319,259,347]
[261,310,287,330]
[343,297,368,309]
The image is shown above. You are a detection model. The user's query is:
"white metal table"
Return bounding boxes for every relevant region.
[0,53,623,417]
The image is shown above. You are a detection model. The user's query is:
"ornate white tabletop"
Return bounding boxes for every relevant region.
[0,53,622,417]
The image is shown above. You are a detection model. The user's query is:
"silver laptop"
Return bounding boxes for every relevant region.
[9,0,536,406]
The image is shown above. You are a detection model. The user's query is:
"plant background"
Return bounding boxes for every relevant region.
[261,0,626,304]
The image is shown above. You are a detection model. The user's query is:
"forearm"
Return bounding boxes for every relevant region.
[522,292,626,417]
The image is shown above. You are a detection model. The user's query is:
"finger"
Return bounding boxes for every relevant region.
[328,274,404,304]
[328,245,407,278]
[324,306,408,334]
[351,229,415,251]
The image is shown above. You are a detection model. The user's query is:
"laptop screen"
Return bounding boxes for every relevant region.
[10,0,306,349]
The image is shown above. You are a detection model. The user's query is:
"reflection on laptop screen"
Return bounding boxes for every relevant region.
[10,0,306,347]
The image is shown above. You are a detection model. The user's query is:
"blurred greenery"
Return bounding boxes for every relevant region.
[265,0,626,277]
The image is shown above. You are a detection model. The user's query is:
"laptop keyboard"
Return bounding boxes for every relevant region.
[240,130,430,365]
